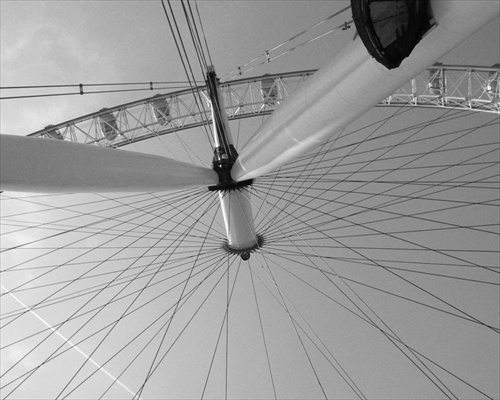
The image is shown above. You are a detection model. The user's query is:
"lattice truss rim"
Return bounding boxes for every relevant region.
[28,65,499,148]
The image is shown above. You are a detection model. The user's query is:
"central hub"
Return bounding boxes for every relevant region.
[222,234,264,260]
[206,66,260,260]
[208,178,254,192]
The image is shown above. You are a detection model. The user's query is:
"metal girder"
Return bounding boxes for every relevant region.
[383,64,500,111]
[28,65,499,148]
[0,134,218,193]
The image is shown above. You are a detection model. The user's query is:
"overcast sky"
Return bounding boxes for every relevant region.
[1,1,499,400]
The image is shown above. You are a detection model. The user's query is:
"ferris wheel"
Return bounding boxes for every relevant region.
[1,1,499,399]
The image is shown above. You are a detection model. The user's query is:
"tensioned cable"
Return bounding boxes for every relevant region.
[255,103,414,235]
[262,250,499,272]
[0,189,205,238]
[262,209,499,251]
[257,254,329,399]
[231,20,354,80]
[182,0,234,162]
[0,85,192,100]
[318,115,495,205]
[1,247,220,302]
[263,250,498,316]
[260,161,498,242]
[251,260,367,399]
[0,189,223,246]
[1,190,217,347]
[275,155,499,182]
[264,108,477,176]
[129,254,232,399]
[257,250,496,397]
[181,0,209,73]
[193,0,213,67]
[225,256,229,400]
[2,191,221,397]
[2,73,496,398]
[97,253,230,399]
[160,0,213,145]
[0,219,224,246]
[3,250,228,396]
[57,191,222,398]
[0,284,137,397]
[0,188,217,250]
[222,5,351,81]
[0,251,223,324]
[0,81,196,100]
[310,150,498,264]
[1,246,225,334]
[253,254,369,399]
[259,118,408,241]
[0,208,219,336]
[257,194,500,334]
[132,191,221,399]
[254,173,500,332]
[250,159,475,398]
[259,170,500,244]
[1,204,192,395]
[256,111,498,252]
[270,129,499,178]
[258,179,499,274]
[262,177,499,210]
[251,193,460,399]
[256,134,344,236]
[0,188,203,221]
[146,190,227,245]
[0,81,195,90]
[0,189,215,324]
[200,258,242,399]
[247,265,278,400]
[254,166,372,398]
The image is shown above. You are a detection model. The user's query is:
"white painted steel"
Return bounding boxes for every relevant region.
[231,0,500,181]
[26,68,498,148]
[219,188,258,251]
[0,134,218,193]
[210,78,236,149]
[208,68,258,252]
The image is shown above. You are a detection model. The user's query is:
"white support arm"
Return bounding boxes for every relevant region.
[231,0,500,181]
[0,134,218,193]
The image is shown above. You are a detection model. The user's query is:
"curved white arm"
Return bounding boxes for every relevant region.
[0,134,218,193]
[231,0,500,181]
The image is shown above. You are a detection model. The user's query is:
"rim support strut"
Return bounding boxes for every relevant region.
[206,66,259,260]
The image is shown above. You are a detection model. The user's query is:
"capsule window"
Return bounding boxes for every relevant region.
[151,95,172,125]
[428,65,445,96]
[98,108,119,141]
[487,65,499,100]
[261,75,278,106]
[351,0,432,69]
[44,125,63,140]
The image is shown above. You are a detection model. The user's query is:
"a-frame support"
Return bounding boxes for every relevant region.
[206,66,260,260]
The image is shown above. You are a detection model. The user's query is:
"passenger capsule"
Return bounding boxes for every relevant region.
[44,125,63,140]
[98,108,119,141]
[261,74,278,106]
[487,63,499,101]
[351,0,431,69]
[428,63,445,96]
[151,95,172,125]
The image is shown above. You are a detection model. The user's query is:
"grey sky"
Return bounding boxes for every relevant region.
[0,1,499,399]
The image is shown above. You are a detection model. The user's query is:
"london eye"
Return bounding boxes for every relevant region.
[1,1,499,399]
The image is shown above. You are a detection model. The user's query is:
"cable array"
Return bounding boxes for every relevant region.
[0,81,196,100]
[222,5,352,81]
[160,0,215,146]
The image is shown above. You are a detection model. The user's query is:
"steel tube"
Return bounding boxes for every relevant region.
[231,0,500,181]
[0,134,218,193]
